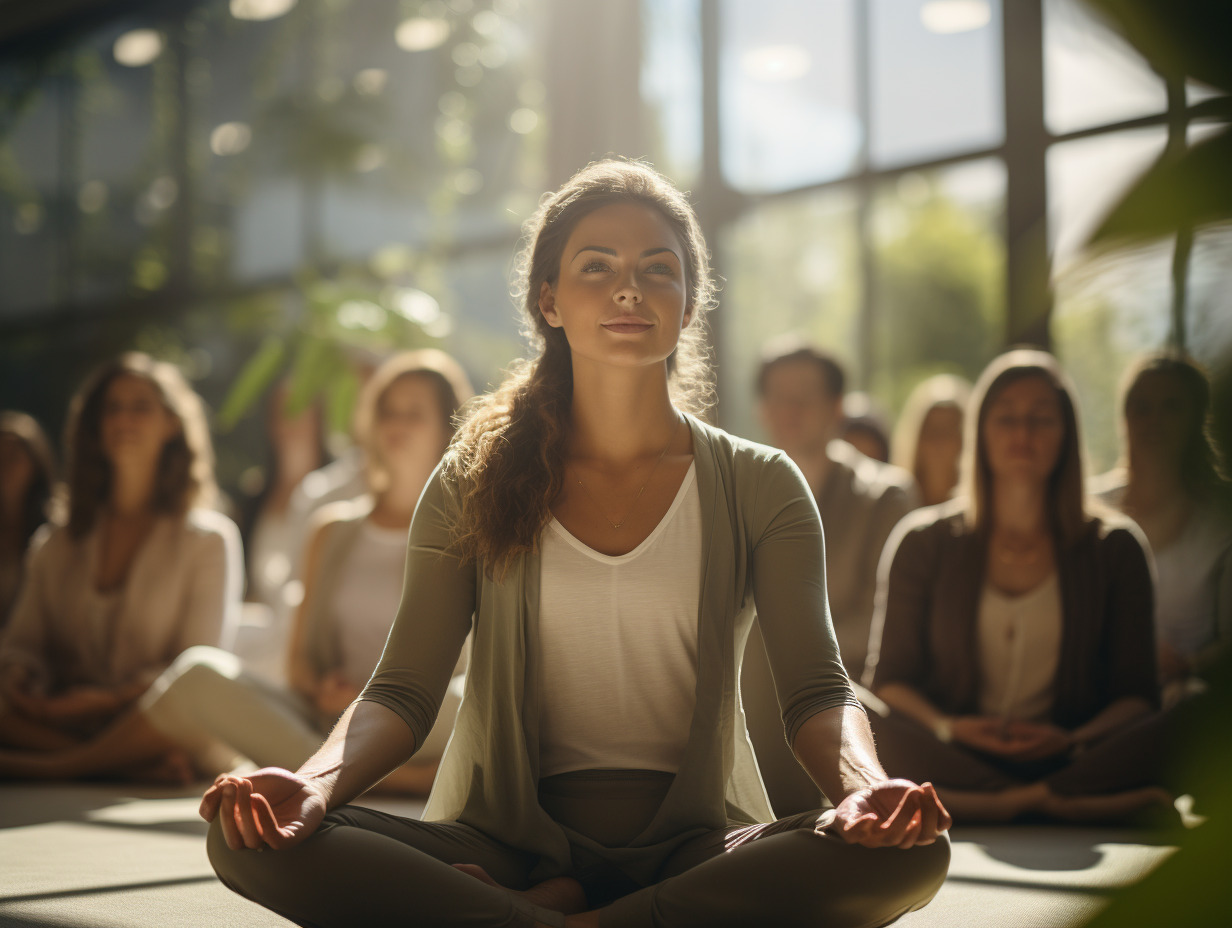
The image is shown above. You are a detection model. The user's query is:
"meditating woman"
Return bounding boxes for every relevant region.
[0,350,471,792]
[1095,354,1231,703]
[864,349,1171,823]
[891,374,970,509]
[201,160,951,928]
[0,411,56,627]
[0,353,241,767]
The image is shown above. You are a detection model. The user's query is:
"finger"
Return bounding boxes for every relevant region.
[218,783,244,851]
[252,793,291,849]
[839,812,878,844]
[874,790,922,847]
[896,807,924,850]
[923,782,953,833]
[234,779,263,849]
[914,783,941,844]
[199,783,223,822]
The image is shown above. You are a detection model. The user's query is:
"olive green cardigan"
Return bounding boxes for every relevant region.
[359,415,859,883]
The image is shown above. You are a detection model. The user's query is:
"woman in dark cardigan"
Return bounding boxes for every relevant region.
[863,349,1174,823]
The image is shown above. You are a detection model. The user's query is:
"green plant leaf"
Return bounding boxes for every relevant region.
[1088,126,1232,246]
[217,336,286,431]
[1081,0,1232,90]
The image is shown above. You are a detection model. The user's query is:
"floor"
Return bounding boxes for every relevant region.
[0,783,1179,927]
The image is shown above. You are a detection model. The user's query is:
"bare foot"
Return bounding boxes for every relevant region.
[452,863,588,915]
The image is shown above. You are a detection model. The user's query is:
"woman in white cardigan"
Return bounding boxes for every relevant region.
[0,352,241,776]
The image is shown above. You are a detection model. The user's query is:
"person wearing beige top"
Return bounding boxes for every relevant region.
[0,353,241,780]
[0,351,471,793]
[200,161,950,928]
[864,350,1172,825]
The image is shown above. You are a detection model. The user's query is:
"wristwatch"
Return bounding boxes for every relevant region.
[932,717,953,743]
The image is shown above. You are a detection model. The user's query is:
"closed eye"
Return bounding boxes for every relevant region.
[580,260,611,273]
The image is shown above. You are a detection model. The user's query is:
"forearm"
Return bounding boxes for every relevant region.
[295,699,417,810]
[791,703,887,802]
[1070,696,1152,747]
[876,682,949,731]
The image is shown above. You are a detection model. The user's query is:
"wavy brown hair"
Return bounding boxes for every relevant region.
[447,160,717,575]
[64,352,217,538]
[961,349,1088,548]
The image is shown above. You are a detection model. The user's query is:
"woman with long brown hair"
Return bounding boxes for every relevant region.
[199,161,950,928]
[0,350,470,790]
[865,349,1170,823]
[0,353,241,768]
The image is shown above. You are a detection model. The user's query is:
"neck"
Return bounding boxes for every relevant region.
[371,464,435,527]
[568,361,680,462]
[110,463,157,517]
[991,480,1050,536]
[1124,458,1187,511]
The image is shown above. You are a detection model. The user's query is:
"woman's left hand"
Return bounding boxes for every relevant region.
[998,721,1073,761]
[823,779,952,849]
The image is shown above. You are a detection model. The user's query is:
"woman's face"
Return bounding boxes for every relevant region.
[538,201,690,373]
[1125,371,1192,467]
[99,373,180,469]
[372,374,450,478]
[982,375,1066,486]
[916,405,963,488]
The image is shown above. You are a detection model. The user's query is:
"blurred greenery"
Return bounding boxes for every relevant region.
[1082,0,1232,248]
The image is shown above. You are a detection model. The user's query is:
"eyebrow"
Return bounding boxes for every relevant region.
[572,245,680,261]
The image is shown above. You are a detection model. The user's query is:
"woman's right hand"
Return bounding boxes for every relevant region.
[949,716,1021,756]
[200,768,328,850]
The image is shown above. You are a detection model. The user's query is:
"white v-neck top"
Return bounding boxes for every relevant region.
[977,573,1062,723]
[536,463,701,777]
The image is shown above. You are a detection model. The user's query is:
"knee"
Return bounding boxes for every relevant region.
[206,817,285,903]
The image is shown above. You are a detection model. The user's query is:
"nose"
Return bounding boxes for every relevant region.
[613,272,642,304]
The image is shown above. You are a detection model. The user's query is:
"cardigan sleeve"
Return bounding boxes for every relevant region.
[178,512,244,654]
[1101,526,1160,707]
[749,453,862,745]
[865,514,938,693]
[357,465,475,754]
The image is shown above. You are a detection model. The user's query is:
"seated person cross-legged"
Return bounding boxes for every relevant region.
[0,353,241,778]
[0,351,471,791]
[863,349,1175,824]
[200,161,950,928]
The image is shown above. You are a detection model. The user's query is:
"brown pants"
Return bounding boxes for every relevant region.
[208,770,950,928]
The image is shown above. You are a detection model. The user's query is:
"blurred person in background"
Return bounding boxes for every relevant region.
[893,374,971,509]
[743,339,917,815]
[840,392,892,463]
[0,350,471,794]
[231,384,330,682]
[864,349,1171,824]
[1093,354,1231,705]
[0,412,55,628]
[0,353,241,778]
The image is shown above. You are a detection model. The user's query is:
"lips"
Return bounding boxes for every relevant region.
[602,315,654,333]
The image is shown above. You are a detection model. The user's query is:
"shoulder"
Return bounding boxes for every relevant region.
[689,417,804,499]
[307,496,372,535]
[829,440,916,501]
[1077,513,1149,566]
[886,499,970,558]
[182,508,242,552]
[25,521,72,565]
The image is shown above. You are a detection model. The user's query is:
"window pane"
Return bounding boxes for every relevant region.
[0,68,59,317]
[641,0,702,187]
[1187,224,1232,367]
[720,0,860,193]
[870,0,1004,167]
[1047,126,1168,268]
[1048,127,1173,472]
[1044,0,1166,136]
[716,187,861,437]
[870,158,1005,411]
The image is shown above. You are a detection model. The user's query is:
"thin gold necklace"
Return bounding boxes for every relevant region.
[574,415,681,530]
